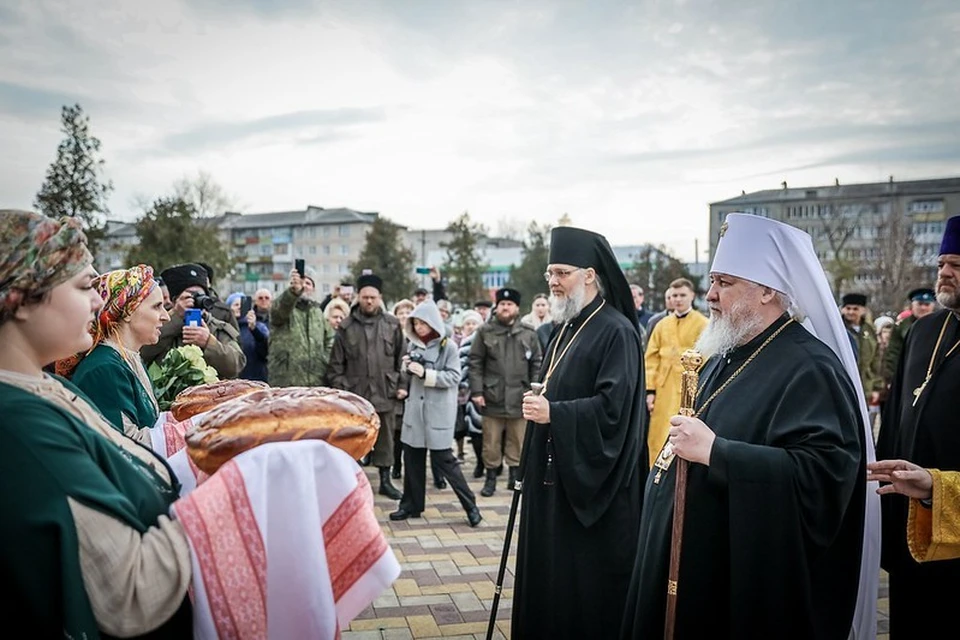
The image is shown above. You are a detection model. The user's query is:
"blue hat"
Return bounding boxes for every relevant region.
[940,215,960,255]
[908,288,935,303]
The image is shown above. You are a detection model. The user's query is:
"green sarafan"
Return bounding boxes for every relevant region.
[148,345,218,410]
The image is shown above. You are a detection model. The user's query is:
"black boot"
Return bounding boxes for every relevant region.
[481,468,497,497]
[378,467,402,500]
[472,436,485,478]
[392,442,402,479]
[466,506,482,527]
[508,466,518,490]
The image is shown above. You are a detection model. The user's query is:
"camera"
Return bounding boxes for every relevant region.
[409,352,425,365]
[190,291,216,311]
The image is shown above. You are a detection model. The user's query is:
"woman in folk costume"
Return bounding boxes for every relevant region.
[59,265,169,441]
[0,210,193,637]
[0,209,399,638]
[643,278,708,468]
[389,300,482,527]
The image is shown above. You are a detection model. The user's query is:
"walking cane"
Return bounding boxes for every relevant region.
[663,350,703,640]
[485,382,543,640]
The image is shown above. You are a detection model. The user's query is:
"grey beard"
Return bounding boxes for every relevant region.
[695,301,766,359]
[550,284,587,324]
[937,288,960,311]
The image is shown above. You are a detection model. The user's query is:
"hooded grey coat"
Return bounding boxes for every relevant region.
[400,301,461,450]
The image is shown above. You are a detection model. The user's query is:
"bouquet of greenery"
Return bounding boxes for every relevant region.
[148,345,219,411]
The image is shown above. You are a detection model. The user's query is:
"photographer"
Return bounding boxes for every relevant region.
[140,263,246,379]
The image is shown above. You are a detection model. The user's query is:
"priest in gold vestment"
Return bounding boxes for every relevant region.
[643,277,708,467]
[868,459,960,562]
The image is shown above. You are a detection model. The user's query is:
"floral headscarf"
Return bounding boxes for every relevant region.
[90,265,158,345]
[56,265,157,378]
[0,210,93,321]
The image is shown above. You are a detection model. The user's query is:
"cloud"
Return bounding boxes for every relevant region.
[157,107,387,154]
[0,80,88,120]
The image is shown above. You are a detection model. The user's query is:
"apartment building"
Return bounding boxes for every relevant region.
[220,206,377,295]
[708,176,960,308]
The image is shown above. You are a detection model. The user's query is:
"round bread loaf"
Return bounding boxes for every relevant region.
[170,379,269,421]
[185,386,380,474]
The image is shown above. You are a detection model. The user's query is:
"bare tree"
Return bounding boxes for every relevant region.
[866,200,922,314]
[816,201,870,297]
[494,215,527,241]
[172,170,238,217]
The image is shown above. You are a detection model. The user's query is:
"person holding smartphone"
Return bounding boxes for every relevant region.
[267,265,335,388]
[227,292,270,382]
[140,263,246,379]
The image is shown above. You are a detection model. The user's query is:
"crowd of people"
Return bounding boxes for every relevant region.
[3,202,959,639]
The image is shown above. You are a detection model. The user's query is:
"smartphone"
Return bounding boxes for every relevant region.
[361,268,373,275]
[294,259,306,278]
[415,266,431,274]
[240,295,253,317]
[184,308,202,328]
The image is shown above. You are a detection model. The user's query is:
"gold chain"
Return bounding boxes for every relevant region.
[541,300,606,393]
[692,317,796,418]
[912,313,960,407]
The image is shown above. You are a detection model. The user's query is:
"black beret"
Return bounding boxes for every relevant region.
[841,293,868,307]
[495,287,522,306]
[160,263,209,300]
[357,274,383,292]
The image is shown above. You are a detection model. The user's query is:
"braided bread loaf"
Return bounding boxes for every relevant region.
[185,386,380,474]
[170,379,269,421]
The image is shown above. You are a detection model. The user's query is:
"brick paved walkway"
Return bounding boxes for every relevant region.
[346,455,890,639]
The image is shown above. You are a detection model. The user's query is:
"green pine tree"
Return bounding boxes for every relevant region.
[126,197,232,279]
[507,220,552,301]
[626,245,701,311]
[349,217,417,304]
[441,211,489,306]
[34,104,114,255]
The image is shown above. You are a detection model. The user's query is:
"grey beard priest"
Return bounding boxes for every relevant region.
[511,225,647,639]
[620,213,880,640]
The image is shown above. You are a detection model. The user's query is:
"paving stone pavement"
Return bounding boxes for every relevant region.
[346,453,890,639]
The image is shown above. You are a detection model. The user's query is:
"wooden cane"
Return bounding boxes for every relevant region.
[663,350,703,640]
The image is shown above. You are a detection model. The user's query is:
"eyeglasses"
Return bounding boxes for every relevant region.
[543,268,581,282]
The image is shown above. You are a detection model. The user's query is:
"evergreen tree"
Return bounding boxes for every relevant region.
[507,220,552,301]
[349,216,417,304]
[626,245,701,311]
[35,104,114,254]
[126,197,232,279]
[441,211,489,306]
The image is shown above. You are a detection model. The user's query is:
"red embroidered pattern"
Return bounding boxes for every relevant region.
[163,417,188,457]
[323,471,389,602]
[174,461,268,639]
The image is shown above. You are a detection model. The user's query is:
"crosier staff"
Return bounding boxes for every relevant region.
[662,350,703,640]
[485,381,544,640]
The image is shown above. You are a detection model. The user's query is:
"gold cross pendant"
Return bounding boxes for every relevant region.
[913,376,931,407]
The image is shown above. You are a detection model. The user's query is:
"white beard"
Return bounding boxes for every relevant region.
[937,288,959,311]
[695,298,766,359]
[550,280,587,324]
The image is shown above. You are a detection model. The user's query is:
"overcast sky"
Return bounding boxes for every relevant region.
[3,0,958,262]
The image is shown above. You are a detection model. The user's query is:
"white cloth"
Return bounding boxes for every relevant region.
[148,411,210,495]
[711,212,880,640]
[172,440,400,639]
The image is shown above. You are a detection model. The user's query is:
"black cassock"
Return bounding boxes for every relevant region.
[621,315,866,640]
[512,295,646,639]
[876,309,960,639]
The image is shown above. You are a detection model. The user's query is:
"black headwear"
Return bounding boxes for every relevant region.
[356,273,383,292]
[548,226,638,334]
[841,293,868,307]
[908,287,935,302]
[197,262,214,285]
[160,263,209,300]
[495,287,522,306]
[474,299,493,308]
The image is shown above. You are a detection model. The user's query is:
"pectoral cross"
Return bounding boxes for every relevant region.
[913,375,931,407]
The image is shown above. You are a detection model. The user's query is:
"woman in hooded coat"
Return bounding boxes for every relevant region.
[389,300,482,527]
